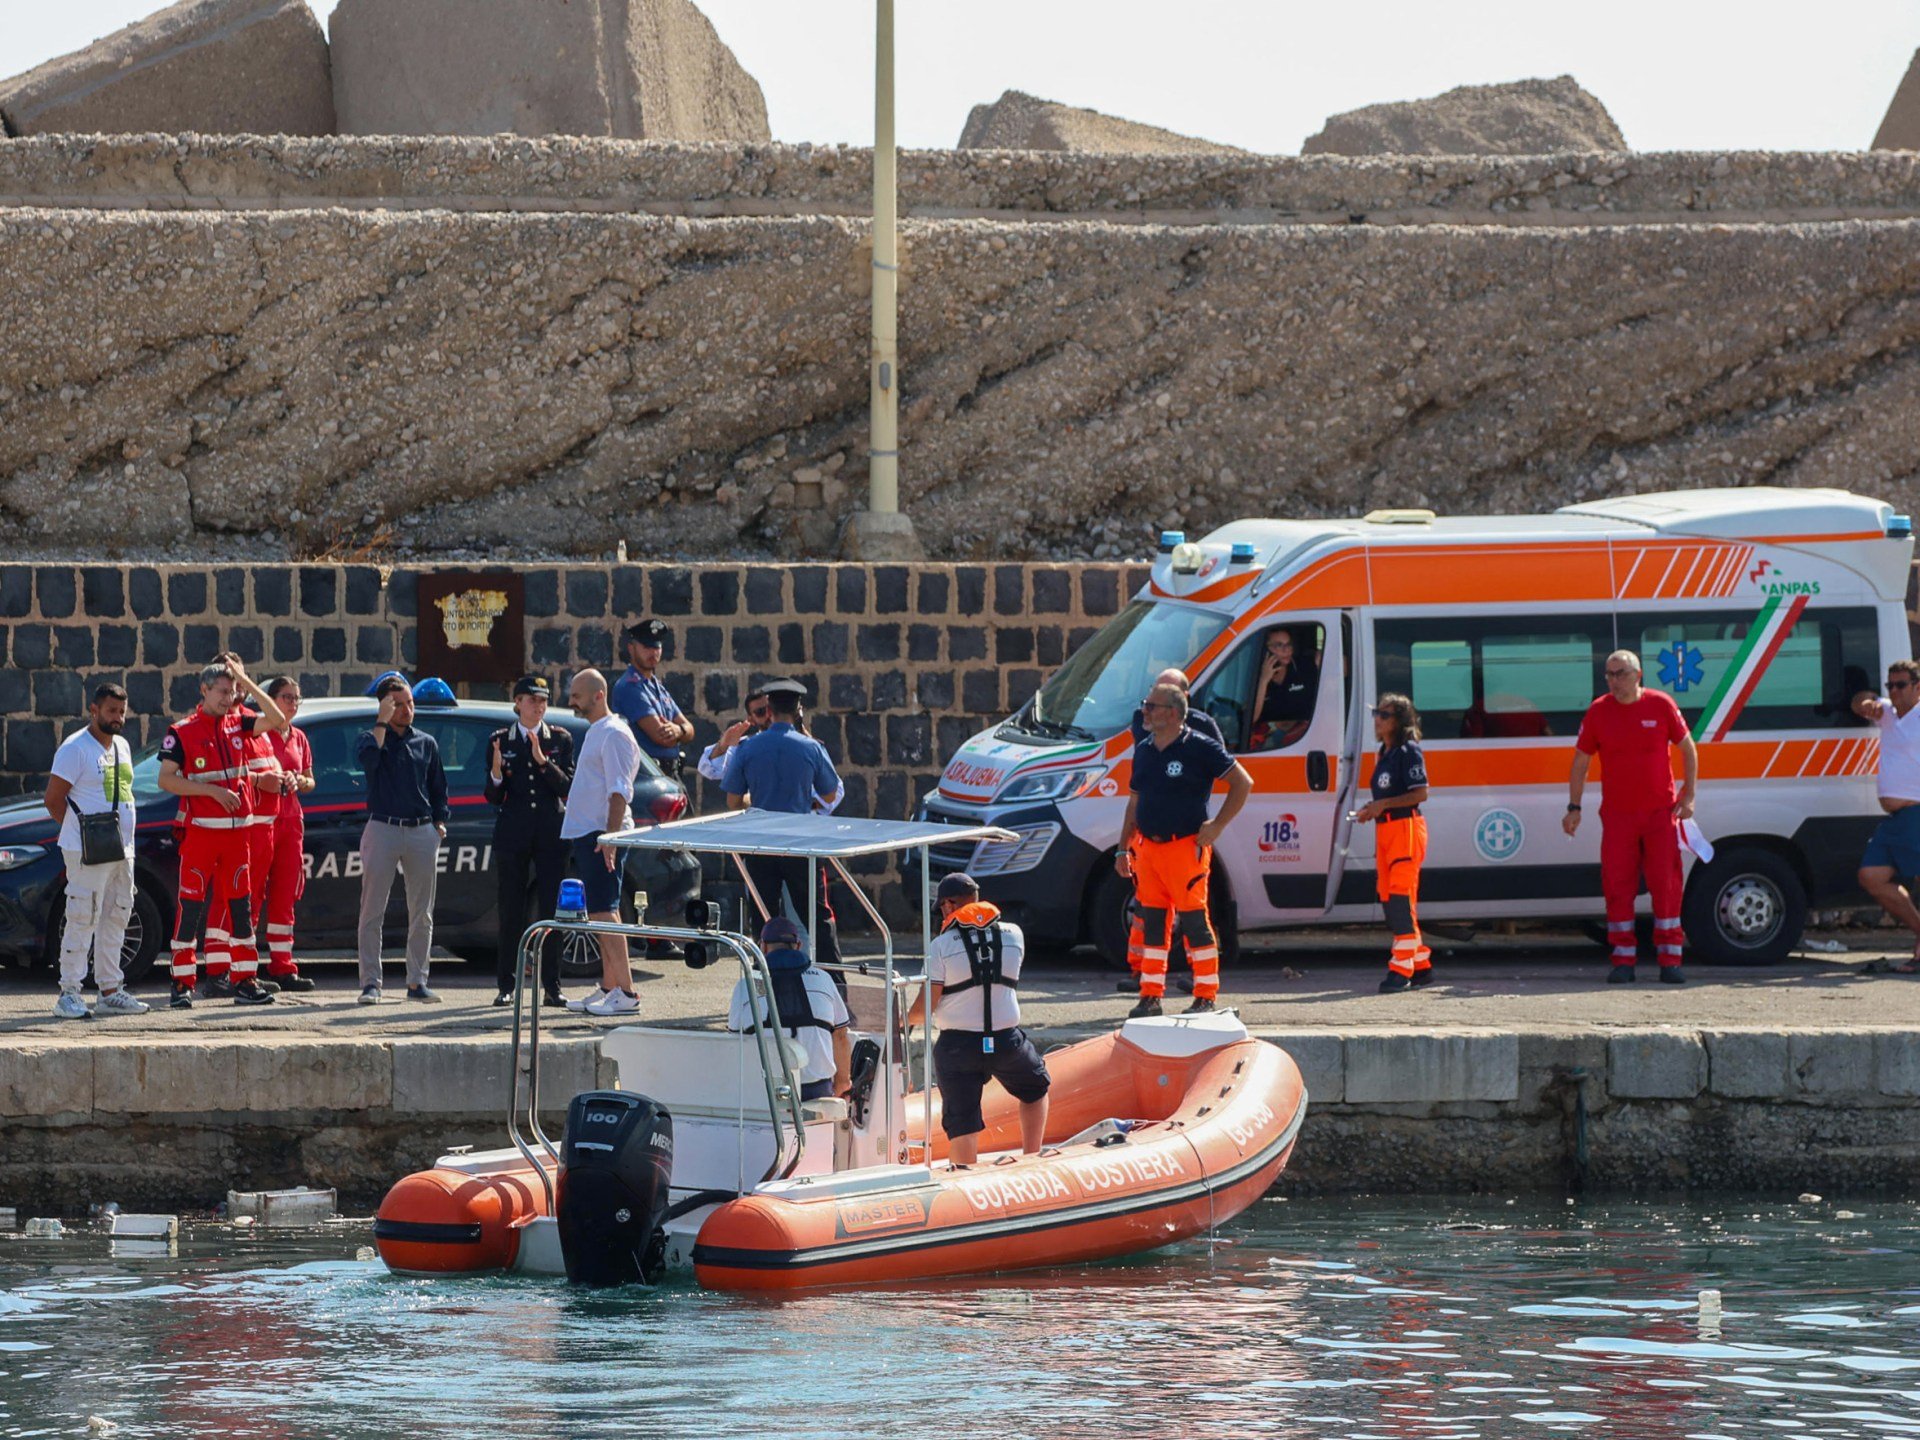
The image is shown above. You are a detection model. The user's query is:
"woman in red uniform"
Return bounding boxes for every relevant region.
[260,677,316,990]
[1354,693,1431,993]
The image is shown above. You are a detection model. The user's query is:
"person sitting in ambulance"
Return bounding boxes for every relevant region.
[1251,628,1320,750]
[728,916,851,1102]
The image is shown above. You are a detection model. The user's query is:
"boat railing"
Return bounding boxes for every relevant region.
[506,919,807,1211]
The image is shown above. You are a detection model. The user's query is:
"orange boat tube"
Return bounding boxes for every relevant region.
[691,1027,1304,1291]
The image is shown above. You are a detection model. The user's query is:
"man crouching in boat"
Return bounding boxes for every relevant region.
[729,917,852,1102]
[919,873,1051,1169]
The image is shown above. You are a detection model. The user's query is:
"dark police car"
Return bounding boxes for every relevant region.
[0,694,695,984]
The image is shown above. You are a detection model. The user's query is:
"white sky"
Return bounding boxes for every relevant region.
[3,1,1915,153]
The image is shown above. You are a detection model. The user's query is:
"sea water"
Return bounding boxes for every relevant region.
[3,1197,1917,1438]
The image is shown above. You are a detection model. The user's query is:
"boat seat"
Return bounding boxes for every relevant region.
[601,1025,807,1119]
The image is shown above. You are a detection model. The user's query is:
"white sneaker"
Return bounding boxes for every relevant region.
[565,989,611,1014]
[96,990,150,1016]
[584,988,639,1017]
[53,991,92,1020]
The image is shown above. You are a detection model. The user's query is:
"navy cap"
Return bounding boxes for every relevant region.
[760,677,808,699]
[625,619,671,646]
[512,674,551,699]
[936,873,980,902]
[760,916,806,951]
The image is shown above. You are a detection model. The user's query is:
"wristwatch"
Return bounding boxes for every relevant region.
[1566,802,1582,812]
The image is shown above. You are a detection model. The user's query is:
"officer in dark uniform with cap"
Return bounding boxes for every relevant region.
[723,678,846,966]
[486,675,575,1005]
[612,618,695,780]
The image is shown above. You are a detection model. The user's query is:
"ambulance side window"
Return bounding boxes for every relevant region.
[1194,621,1326,754]
[1376,616,1613,738]
[1630,607,1878,732]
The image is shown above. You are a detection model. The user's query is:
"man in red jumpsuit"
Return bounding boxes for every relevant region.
[156,655,288,1008]
[1564,649,1698,985]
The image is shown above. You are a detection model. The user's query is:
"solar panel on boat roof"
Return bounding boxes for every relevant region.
[600,808,1017,858]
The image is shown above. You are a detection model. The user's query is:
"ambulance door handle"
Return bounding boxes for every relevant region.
[1307,751,1330,792]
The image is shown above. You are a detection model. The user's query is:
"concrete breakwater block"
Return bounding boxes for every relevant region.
[109,1213,179,1239]
[228,1187,337,1226]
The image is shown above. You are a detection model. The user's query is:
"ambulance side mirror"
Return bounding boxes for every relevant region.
[1307,750,1330,793]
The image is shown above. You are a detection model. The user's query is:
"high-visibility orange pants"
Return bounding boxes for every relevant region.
[1132,835,1218,1000]
[1376,814,1431,977]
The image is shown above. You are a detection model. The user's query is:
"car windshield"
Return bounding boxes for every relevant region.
[1025,601,1232,740]
[130,745,167,805]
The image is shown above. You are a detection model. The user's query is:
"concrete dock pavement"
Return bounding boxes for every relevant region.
[5,930,1920,1209]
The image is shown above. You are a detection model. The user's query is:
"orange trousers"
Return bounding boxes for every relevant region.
[1376,814,1431,977]
[1130,835,1219,1000]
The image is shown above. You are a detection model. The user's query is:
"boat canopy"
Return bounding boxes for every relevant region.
[600,808,1015,858]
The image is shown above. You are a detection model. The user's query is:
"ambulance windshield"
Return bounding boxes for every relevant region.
[1025,602,1231,740]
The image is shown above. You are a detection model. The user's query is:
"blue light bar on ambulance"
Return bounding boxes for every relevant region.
[1158,531,1184,553]
[1230,542,1257,565]
[1890,515,1913,539]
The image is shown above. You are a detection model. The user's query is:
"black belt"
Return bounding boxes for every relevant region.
[370,815,437,829]
[1374,806,1423,823]
[941,1026,1023,1042]
[1139,832,1198,845]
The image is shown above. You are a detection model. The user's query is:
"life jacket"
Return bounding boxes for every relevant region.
[167,707,253,830]
[941,901,1019,1034]
[764,947,830,1035]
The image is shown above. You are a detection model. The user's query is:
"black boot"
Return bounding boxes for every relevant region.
[1378,971,1412,993]
[169,982,195,1010]
[1607,965,1637,984]
[1127,994,1163,1019]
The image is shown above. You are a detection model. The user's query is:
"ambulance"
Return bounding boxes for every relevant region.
[917,488,1915,965]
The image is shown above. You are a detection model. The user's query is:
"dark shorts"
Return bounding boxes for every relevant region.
[570,835,622,913]
[1863,806,1920,879]
[800,1078,834,1102]
[933,1028,1051,1141]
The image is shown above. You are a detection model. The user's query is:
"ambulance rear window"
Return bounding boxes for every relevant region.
[1630,607,1878,733]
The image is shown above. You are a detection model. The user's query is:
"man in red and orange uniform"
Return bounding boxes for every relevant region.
[156,655,288,1009]
[1116,682,1251,1018]
[1564,649,1698,986]
[202,702,283,992]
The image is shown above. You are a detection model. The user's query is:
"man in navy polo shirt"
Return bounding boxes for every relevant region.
[1117,682,1252,1017]
[612,619,694,779]
[723,679,845,966]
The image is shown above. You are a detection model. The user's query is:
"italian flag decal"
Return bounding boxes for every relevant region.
[1691,592,1811,742]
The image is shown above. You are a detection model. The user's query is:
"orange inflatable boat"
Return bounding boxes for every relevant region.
[375,1011,1306,1290]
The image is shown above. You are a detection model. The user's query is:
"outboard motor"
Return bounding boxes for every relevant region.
[556,1091,673,1287]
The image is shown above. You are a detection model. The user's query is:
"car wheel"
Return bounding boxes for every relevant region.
[44,883,164,987]
[1089,866,1134,972]
[557,927,604,979]
[1682,845,1806,966]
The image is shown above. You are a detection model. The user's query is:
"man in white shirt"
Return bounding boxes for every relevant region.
[560,668,644,1016]
[1853,659,1920,971]
[918,872,1050,1167]
[43,683,148,1018]
[728,917,851,1100]
[696,684,772,786]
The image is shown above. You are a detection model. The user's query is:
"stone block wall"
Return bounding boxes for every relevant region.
[0,559,1143,890]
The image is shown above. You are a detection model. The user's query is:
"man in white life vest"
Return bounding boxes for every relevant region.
[919,872,1051,1168]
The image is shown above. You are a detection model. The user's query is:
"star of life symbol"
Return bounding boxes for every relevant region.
[1165,760,1184,777]
[1657,640,1705,693]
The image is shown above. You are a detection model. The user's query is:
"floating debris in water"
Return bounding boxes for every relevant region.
[109,1214,177,1240]
[86,1417,118,1434]
[1797,1193,1822,1204]
[228,1187,338,1227]
[23,1218,63,1238]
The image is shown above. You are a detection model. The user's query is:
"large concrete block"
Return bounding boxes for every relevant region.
[329,0,768,142]
[392,1038,602,1117]
[1875,1032,1920,1097]
[0,0,334,138]
[0,1044,95,1119]
[1608,1032,1706,1100]
[1343,1032,1518,1105]
[233,1041,392,1112]
[1265,1032,1344,1105]
[1706,1031,1794,1099]
[1790,1032,1878,1096]
[94,1042,243,1115]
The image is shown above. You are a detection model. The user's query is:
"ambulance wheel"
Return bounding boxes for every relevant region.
[1683,846,1805,966]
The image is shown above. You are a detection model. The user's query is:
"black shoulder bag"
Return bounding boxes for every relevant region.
[69,740,127,866]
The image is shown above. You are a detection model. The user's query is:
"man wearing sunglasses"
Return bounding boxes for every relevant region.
[1852,660,1920,971]
[1117,682,1253,1016]
[696,684,773,788]
[1565,649,1697,984]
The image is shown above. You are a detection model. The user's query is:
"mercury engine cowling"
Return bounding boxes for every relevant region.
[556,1091,673,1287]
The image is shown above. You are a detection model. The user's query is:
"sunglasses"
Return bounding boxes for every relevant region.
[749,704,771,719]
[1372,708,1394,719]
[1604,668,1634,678]
[1890,680,1914,691]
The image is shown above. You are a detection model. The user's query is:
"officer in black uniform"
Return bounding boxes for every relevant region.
[486,675,575,1006]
